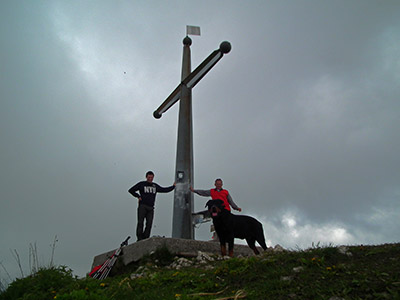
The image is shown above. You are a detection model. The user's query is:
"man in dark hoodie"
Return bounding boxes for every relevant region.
[129,171,175,241]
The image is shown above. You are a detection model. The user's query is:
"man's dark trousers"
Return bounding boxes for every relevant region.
[136,204,154,241]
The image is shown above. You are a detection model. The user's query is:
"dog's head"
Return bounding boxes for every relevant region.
[205,199,226,218]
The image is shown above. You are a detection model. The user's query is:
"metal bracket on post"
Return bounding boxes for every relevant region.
[192,210,211,226]
[177,171,184,182]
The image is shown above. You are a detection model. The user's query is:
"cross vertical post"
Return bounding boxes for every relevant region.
[153,30,231,240]
[172,36,194,239]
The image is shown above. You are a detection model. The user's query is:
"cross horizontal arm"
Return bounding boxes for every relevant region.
[153,41,231,119]
[182,49,223,89]
[153,83,182,119]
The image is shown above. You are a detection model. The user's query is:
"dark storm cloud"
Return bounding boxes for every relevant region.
[1,0,399,282]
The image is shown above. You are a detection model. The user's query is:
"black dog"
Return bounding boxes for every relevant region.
[206,199,268,257]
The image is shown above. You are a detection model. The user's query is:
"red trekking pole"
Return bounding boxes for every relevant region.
[89,236,130,279]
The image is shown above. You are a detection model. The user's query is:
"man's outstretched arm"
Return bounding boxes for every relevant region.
[190,187,211,197]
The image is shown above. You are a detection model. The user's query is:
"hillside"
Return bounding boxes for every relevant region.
[1,243,399,299]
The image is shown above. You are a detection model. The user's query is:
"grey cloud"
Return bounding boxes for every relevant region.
[1,0,399,281]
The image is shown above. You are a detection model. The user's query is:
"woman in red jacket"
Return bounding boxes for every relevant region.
[191,178,242,212]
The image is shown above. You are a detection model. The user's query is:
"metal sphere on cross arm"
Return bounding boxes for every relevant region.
[219,41,231,54]
[153,111,162,119]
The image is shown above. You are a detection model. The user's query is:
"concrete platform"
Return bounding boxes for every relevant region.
[91,236,264,273]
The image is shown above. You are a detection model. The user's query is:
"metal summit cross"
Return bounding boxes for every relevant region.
[153,26,231,239]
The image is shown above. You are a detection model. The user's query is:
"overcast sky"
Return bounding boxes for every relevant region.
[1,0,400,282]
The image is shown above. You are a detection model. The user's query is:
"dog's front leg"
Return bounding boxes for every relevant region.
[228,239,234,257]
[251,246,260,255]
[220,244,227,256]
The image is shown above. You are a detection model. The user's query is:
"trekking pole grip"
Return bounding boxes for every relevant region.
[122,236,131,246]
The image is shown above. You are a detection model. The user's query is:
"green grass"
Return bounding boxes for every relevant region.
[1,243,399,300]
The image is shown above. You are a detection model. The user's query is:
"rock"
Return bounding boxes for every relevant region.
[337,246,353,256]
[196,251,214,263]
[273,244,285,252]
[170,257,193,269]
[130,266,149,279]
[292,266,304,273]
[281,276,293,281]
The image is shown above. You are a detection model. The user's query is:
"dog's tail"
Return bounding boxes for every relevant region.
[256,222,268,251]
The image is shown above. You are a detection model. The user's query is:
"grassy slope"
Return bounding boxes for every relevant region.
[1,243,399,300]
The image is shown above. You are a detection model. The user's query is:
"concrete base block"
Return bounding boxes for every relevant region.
[91,236,263,272]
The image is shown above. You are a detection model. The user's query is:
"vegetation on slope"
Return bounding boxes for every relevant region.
[1,243,399,300]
